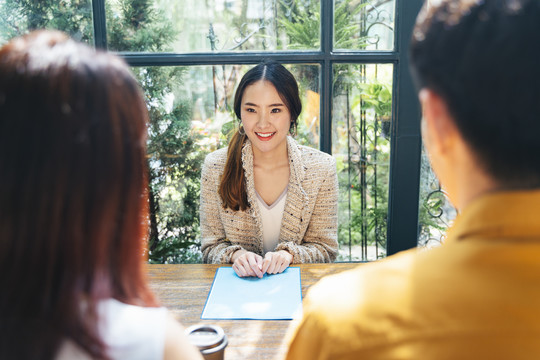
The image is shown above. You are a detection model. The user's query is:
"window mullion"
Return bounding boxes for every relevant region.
[320,0,334,154]
[92,0,107,49]
[386,0,423,255]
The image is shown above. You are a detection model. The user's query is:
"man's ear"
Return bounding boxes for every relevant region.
[419,89,458,155]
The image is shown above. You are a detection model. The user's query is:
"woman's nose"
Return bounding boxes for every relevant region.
[257,112,270,128]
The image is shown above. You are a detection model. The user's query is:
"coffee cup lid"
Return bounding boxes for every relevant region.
[185,324,226,351]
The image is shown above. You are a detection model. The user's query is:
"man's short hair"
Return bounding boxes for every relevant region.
[410,0,540,188]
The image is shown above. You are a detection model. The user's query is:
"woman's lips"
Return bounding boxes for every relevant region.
[255,132,276,141]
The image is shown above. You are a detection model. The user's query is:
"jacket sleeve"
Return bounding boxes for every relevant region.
[275,157,339,263]
[199,154,243,264]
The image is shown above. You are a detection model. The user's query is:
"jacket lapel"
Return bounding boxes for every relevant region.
[242,140,264,252]
[279,137,309,242]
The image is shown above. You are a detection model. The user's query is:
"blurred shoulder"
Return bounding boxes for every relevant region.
[303,249,418,325]
[163,315,203,360]
[289,249,421,358]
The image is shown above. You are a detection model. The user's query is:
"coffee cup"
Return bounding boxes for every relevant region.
[185,324,228,360]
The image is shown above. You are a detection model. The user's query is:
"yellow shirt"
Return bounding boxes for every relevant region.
[286,190,540,360]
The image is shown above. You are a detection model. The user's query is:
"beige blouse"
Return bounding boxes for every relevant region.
[200,136,338,264]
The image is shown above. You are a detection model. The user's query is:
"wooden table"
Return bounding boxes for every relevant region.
[147,263,360,360]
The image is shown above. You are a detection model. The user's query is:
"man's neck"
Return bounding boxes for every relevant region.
[454,166,499,211]
[452,140,501,211]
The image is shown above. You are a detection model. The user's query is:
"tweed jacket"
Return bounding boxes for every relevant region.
[200,136,338,264]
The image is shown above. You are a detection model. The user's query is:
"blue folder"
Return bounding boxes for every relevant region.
[201,267,302,320]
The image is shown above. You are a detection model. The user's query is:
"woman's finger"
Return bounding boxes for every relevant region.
[235,254,253,277]
[240,257,257,277]
[267,256,279,274]
[278,259,288,274]
[243,252,262,277]
[275,252,290,274]
[264,253,274,274]
[255,255,263,272]
[233,262,246,277]
[279,250,292,271]
[247,255,263,278]
[262,253,272,274]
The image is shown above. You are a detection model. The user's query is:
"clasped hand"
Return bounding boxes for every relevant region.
[231,249,293,278]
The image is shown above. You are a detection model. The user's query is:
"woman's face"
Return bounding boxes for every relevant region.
[240,80,292,158]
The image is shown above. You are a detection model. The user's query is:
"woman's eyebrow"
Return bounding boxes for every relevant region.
[243,102,285,107]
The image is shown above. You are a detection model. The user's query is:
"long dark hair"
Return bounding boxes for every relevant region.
[218,60,302,211]
[0,30,157,360]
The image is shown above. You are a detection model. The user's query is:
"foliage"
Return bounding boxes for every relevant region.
[106,0,203,263]
[354,82,392,118]
[0,0,93,43]
[334,1,370,49]
[278,2,319,49]
[280,1,390,260]
[278,1,368,50]
[107,0,174,52]
[0,0,204,264]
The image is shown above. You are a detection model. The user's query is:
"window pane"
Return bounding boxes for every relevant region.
[0,1,93,46]
[334,0,395,51]
[332,63,393,261]
[135,63,319,263]
[417,146,457,249]
[107,0,321,52]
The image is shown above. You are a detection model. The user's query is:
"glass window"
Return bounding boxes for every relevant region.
[0,0,93,46]
[417,146,457,249]
[333,63,393,261]
[106,0,321,52]
[334,0,395,51]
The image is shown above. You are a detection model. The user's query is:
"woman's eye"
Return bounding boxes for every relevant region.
[246,108,255,113]
[271,108,281,113]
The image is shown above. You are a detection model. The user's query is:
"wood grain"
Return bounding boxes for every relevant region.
[147,263,360,360]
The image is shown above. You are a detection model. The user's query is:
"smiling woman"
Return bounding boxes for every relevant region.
[199,60,339,278]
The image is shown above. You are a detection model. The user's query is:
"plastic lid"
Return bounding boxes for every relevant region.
[185,324,226,351]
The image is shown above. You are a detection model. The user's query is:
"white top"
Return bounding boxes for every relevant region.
[56,298,167,360]
[256,187,288,254]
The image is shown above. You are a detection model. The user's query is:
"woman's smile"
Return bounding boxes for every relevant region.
[255,131,276,141]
